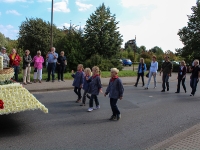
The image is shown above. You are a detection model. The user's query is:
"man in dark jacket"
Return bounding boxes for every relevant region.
[160,56,173,92]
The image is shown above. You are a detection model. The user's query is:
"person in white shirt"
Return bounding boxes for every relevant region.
[145,55,158,89]
[0,47,10,68]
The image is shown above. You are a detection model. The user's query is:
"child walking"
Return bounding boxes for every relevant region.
[87,66,102,112]
[72,64,84,103]
[80,68,92,106]
[104,68,124,121]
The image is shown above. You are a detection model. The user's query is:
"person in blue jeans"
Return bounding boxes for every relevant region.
[134,58,146,87]
[72,64,84,103]
[105,68,124,121]
[189,59,200,96]
[46,47,58,82]
[87,66,102,112]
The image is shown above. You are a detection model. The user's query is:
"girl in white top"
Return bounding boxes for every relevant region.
[145,55,158,89]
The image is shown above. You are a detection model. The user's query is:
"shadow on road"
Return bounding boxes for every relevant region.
[0,115,24,137]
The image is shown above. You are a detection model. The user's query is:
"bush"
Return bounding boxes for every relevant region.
[85,54,123,71]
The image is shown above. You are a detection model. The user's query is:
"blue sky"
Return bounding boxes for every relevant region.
[0,0,197,51]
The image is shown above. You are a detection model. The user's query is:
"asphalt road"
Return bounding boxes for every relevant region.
[1,80,200,150]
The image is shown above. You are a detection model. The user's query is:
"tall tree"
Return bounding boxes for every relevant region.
[18,18,64,56]
[177,2,200,62]
[84,3,123,59]
[0,32,8,48]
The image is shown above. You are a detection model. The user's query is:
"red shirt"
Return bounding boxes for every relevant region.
[9,53,21,66]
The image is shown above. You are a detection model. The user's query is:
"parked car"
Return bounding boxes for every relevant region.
[122,59,132,66]
[118,59,123,64]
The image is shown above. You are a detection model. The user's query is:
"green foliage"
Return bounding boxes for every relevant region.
[55,26,86,71]
[85,54,123,71]
[177,2,200,63]
[149,46,164,55]
[120,51,128,59]
[0,33,8,48]
[18,18,64,56]
[84,3,123,59]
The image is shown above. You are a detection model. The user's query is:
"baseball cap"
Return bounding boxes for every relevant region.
[1,47,6,50]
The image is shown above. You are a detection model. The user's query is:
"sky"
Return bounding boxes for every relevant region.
[0,0,197,52]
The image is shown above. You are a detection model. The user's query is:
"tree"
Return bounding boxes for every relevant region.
[0,32,8,48]
[149,46,164,55]
[18,18,64,56]
[177,2,200,62]
[84,3,123,59]
[55,26,86,71]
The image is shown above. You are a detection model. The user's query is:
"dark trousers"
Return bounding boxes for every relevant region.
[82,90,91,104]
[162,74,169,90]
[57,65,65,80]
[190,77,199,95]
[135,72,144,86]
[47,62,56,81]
[177,76,186,92]
[13,66,20,82]
[110,98,120,116]
[89,94,99,108]
[74,87,81,99]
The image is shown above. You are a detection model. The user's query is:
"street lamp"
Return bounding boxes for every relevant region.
[50,0,54,48]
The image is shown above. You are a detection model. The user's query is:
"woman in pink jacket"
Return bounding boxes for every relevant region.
[32,50,44,83]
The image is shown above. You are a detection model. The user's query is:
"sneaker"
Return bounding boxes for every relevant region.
[161,90,165,92]
[93,105,100,110]
[144,87,148,90]
[134,85,137,87]
[58,80,61,82]
[80,104,85,106]
[87,108,93,112]
[190,94,194,96]
[167,88,169,91]
[23,82,27,85]
[46,80,50,82]
[116,114,121,120]
[154,87,156,89]
[39,80,42,83]
[109,115,116,120]
[61,80,65,82]
[76,100,81,103]
[52,80,55,82]
[175,91,179,93]
[27,82,32,84]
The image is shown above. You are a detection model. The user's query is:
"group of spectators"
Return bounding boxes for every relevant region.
[0,46,67,84]
[135,55,200,96]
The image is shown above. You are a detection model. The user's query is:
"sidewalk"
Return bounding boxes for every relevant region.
[23,73,178,92]
[148,123,200,149]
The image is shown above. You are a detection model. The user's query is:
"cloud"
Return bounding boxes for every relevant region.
[0,24,18,39]
[6,10,21,16]
[75,0,93,12]
[119,0,197,51]
[1,0,27,2]
[58,22,70,29]
[48,0,70,13]
[37,0,51,2]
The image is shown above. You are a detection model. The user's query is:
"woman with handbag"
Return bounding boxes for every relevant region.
[32,50,44,83]
[134,58,146,87]
[9,48,21,82]
[22,50,32,85]
[175,60,187,93]
[145,55,158,89]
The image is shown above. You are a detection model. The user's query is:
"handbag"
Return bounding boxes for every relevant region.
[34,68,37,72]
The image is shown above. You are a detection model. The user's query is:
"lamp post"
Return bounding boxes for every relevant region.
[50,0,54,48]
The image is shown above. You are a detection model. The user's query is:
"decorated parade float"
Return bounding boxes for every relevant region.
[0,56,48,115]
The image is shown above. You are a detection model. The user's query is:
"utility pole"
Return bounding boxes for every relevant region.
[50,0,54,48]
